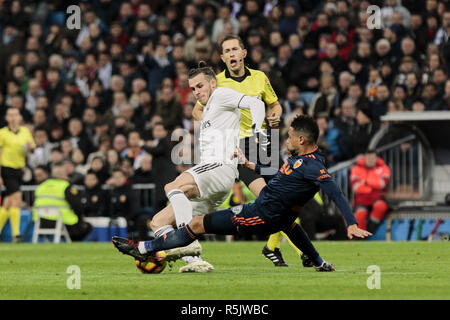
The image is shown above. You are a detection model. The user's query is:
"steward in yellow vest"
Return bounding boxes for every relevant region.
[32,165,91,241]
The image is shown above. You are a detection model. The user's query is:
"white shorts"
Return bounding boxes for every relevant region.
[186,162,238,217]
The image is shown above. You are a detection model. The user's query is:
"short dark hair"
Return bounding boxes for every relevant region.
[290,115,319,144]
[219,34,245,53]
[187,61,216,80]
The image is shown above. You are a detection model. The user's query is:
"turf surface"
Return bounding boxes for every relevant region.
[0,241,449,300]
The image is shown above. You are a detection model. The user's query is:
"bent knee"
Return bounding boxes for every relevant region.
[150,214,167,231]
[188,216,205,234]
[373,200,388,211]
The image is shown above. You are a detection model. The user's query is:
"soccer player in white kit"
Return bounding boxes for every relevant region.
[143,63,266,272]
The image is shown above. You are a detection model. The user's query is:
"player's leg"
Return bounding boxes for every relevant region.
[177,201,212,273]
[113,205,239,262]
[0,169,9,234]
[149,204,176,236]
[0,197,10,235]
[239,166,290,266]
[148,204,203,261]
[149,172,200,236]
[113,214,208,261]
[281,221,335,272]
[177,164,236,272]
[139,206,241,254]
[8,191,22,241]
[164,171,200,229]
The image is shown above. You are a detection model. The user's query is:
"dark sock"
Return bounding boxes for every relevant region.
[144,225,197,253]
[283,223,324,266]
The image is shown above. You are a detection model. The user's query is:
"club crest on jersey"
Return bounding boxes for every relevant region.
[231,205,243,214]
[294,159,303,169]
[202,120,211,129]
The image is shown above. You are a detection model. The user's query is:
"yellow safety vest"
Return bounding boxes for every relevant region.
[32,179,78,225]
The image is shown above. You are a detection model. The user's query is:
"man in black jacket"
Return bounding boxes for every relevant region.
[108,168,148,239]
[81,171,108,217]
[143,122,178,213]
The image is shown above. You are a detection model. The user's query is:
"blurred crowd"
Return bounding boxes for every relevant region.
[1,0,450,217]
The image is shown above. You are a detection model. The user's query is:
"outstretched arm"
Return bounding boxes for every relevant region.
[237,95,265,133]
[234,147,279,178]
[319,180,372,239]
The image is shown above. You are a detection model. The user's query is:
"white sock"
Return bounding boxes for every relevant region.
[167,189,193,229]
[138,242,147,254]
[139,225,175,254]
[154,225,174,238]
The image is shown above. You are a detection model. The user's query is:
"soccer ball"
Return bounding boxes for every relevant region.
[135,251,168,274]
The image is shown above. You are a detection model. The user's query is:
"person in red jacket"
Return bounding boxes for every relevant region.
[350,149,391,233]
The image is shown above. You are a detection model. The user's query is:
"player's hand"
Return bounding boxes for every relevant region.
[347,224,372,240]
[267,113,280,128]
[232,147,256,171]
[252,125,270,152]
[0,176,3,186]
[232,147,248,165]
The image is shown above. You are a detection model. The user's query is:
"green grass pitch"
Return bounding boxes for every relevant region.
[1,241,449,300]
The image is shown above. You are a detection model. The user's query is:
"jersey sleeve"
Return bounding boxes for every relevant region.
[215,87,245,110]
[261,74,278,106]
[303,160,357,226]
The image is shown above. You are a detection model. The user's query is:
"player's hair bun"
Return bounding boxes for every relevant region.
[198,61,208,68]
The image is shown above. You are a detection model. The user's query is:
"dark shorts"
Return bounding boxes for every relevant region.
[238,136,284,185]
[203,203,295,238]
[1,167,23,196]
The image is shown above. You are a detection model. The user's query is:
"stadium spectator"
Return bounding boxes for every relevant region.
[316,115,346,165]
[334,99,357,159]
[82,171,108,217]
[32,165,49,185]
[352,106,380,157]
[121,130,145,169]
[212,4,239,43]
[154,85,183,131]
[310,74,338,118]
[107,168,148,239]
[143,122,178,212]
[370,83,390,121]
[28,127,53,169]
[63,159,84,185]
[350,149,391,234]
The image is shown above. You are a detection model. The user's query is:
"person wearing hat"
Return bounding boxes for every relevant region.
[352,105,379,157]
[350,149,391,234]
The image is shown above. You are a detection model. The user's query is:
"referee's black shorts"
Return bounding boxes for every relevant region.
[1,166,23,196]
[238,134,284,186]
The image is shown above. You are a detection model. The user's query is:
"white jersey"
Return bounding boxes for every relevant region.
[199,87,245,166]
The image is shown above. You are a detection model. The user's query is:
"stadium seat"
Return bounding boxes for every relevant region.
[83,217,127,242]
[0,210,34,242]
[32,208,72,244]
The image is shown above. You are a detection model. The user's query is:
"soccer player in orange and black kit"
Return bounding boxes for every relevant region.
[0,107,35,242]
[113,115,372,271]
